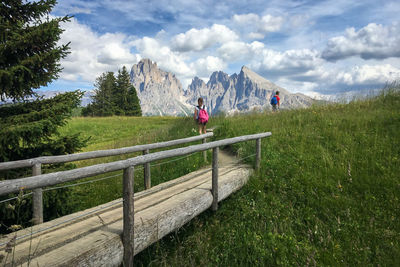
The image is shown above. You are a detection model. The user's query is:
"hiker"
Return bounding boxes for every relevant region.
[270,91,280,112]
[194,97,209,134]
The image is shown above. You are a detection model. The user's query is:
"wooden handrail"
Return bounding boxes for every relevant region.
[0,132,213,225]
[0,132,270,196]
[0,131,271,267]
[0,132,214,171]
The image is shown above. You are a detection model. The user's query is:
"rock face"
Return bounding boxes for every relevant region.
[130,59,191,116]
[130,59,314,116]
[185,66,314,115]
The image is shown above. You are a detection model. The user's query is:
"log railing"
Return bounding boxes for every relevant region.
[0,132,271,267]
[0,133,213,224]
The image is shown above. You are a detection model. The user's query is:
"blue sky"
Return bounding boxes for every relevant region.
[46,0,400,98]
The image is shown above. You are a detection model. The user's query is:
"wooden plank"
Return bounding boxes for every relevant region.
[0,159,252,266]
[32,163,43,225]
[212,147,219,211]
[0,132,271,196]
[0,133,214,171]
[143,149,151,189]
[255,138,261,170]
[122,166,134,267]
[0,166,217,263]
[202,138,207,162]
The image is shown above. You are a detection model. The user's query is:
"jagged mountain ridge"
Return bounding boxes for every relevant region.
[130,59,192,116]
[185,65,313,114]
[130,59,314,116]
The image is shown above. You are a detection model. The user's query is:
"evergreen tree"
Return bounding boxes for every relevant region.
[117,66,141,116]
[0,0,88,231]
[83,67,142,116]
[0,0,70,100]
[114,66,130,115]
[84,72,116,116]
[126,83,142,116]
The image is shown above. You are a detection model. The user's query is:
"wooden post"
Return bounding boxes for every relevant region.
[212,147,219,211]
[123,166,135,267]
[255,138,261,171]
[143,149,151,189]
[202,138,207,162]
[32,163,43,224]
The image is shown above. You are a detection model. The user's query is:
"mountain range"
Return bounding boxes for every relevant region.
[2,59,315,116]
[130,59,315,116]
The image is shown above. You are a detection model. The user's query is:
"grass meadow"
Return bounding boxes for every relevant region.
[133,88,400,266]
[54,116,212,212]
[10,87,398,265]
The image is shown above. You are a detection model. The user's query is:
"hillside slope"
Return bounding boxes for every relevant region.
[135,87,400,265]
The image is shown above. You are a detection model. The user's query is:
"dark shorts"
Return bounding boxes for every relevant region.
[197,119,207,126]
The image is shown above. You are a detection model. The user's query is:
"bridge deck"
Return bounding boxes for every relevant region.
[0,151,252,266]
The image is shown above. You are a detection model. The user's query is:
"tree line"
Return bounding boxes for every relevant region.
[82,67,142,116]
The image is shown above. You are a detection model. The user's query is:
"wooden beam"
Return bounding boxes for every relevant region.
[202,138,207,162]
[255,138,261,170]
[0,132,272,196]
[212,147,219,211]
[0,133,214,171]
[143,149,151,189]
[32,163,43,225]
[123,166,135,267]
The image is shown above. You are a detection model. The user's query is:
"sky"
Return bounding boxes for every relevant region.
[46,0,400,98]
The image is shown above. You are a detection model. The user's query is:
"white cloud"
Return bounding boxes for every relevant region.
[259,14,284,32]
[171,24,238,52]
[218,41,264,61]
[232,13,259,25]
[322,23,400,61]
[190,56,227,78]
[53,0,98,15]
[59,18,139,82]
[335,64,400,85]
[232,13,284,39]
[284,63,400,94]
[133,37,193,78]
[250,48,323,75]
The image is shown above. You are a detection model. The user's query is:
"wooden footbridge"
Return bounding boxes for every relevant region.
[0,132,271,266]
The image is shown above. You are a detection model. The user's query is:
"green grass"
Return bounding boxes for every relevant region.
[133,88,400,266]
[58,116,178,152]
[53,116,214,212]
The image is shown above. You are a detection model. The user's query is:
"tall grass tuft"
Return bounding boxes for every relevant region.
[134,86,400,265]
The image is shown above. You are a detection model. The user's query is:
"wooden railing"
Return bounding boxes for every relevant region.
[0,132,271,267]
[0,133,213,224]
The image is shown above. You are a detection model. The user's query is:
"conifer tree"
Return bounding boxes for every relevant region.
[117,66,141,116]
[115,66,130,115]
[83,67,142,116]
[126,82,142,116]
[84,72,116,116]
[0,0,88,231]
[0,0,70,100]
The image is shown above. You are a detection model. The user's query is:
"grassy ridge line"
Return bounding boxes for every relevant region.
[135,89,400,266]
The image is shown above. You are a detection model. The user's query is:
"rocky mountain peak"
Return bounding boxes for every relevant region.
[130,59,190,116]
[136,58,156,74]
[208,71,229,85]
[129,59,315,116]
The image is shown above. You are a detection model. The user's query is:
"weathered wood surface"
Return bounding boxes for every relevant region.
[0,150,251,267]
[0,132,271,195]
[32,163,43,225]
[0,133,213,171]
[123,166,135,267]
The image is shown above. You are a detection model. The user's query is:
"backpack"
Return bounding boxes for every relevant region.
[198,106,209,123]
[270,96,277,105]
